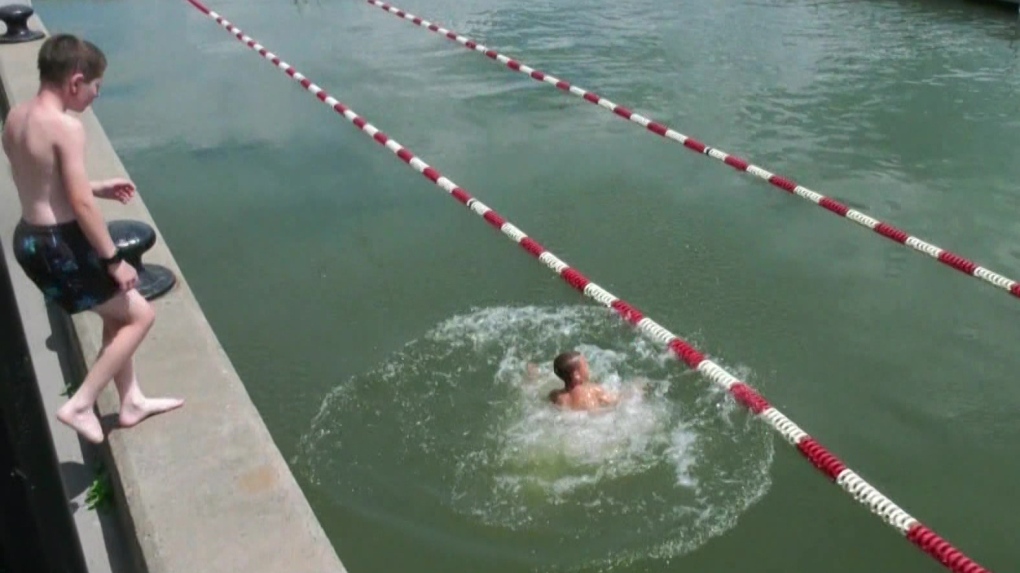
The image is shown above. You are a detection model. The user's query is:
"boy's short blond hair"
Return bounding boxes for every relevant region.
[37,33,106,86]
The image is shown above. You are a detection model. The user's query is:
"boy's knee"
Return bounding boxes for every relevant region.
[131,297,156,330]
[141,302,156,329]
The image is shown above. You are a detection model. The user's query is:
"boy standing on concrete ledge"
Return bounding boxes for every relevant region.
[3,33,183,444]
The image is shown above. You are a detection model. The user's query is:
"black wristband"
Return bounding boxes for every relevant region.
[99,249,124,266]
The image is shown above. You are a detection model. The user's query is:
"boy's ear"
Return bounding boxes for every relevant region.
[68,72,85,94]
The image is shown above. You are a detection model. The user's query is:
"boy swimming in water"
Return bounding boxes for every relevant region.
[3,34,183,444]
[544,351,620,411]
[527,350,651,411]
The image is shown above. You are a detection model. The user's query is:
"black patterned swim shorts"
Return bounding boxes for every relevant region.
[13,219,119,314]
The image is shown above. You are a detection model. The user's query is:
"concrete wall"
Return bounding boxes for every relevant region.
[0,6,347,573]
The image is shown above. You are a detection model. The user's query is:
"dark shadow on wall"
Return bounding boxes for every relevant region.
[0,237,88,573]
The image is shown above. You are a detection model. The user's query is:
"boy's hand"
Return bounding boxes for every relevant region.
[94,178,136,203]
[108,260,139,291]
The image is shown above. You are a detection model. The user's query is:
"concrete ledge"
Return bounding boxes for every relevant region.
[0,6,346,573]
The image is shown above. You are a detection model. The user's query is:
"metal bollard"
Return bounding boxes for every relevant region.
[0,4,44,44]
[107,220,177,301]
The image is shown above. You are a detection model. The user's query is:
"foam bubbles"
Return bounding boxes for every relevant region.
[295,305,773,570]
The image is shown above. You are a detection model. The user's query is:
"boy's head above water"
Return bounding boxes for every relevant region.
[553,351,590,388]
[37,33,106,112]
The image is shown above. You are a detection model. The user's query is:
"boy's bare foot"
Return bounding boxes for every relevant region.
[119,397,185,428]
[56,403,105,444]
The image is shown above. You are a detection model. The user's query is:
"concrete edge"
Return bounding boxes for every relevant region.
[0,6,347,573]
[0,22,133,573]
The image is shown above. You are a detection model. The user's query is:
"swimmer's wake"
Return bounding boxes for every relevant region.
[295,306,774,570]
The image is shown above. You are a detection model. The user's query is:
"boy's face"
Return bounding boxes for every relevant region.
[65,72,102,112]
[573,357,590,384]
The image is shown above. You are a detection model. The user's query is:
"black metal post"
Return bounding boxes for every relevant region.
[0,5,44,44]
[108,220,176,301]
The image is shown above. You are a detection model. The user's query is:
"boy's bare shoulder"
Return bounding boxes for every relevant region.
[45,110,86,151]
[548,388,566,405]
[52,107,84,135]
[4,100,83,141]
[2,101,26,139]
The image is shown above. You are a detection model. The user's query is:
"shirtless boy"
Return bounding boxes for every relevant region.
[547,351,619,411]
[3,34,183,444]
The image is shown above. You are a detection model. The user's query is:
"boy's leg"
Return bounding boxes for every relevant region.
[56,289,166,443]
[99,313,184,428]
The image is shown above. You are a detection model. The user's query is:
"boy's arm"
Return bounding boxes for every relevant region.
[57,118,119,259]
[91,177,136,202]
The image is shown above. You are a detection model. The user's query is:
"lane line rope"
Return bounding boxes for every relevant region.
[368,0,1020,305]
[182,1,990,571]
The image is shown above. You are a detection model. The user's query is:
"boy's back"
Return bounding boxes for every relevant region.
[3,98,80,225]
[549,383,617,411]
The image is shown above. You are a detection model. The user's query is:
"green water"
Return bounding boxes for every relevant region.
[35,0,1020,570]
